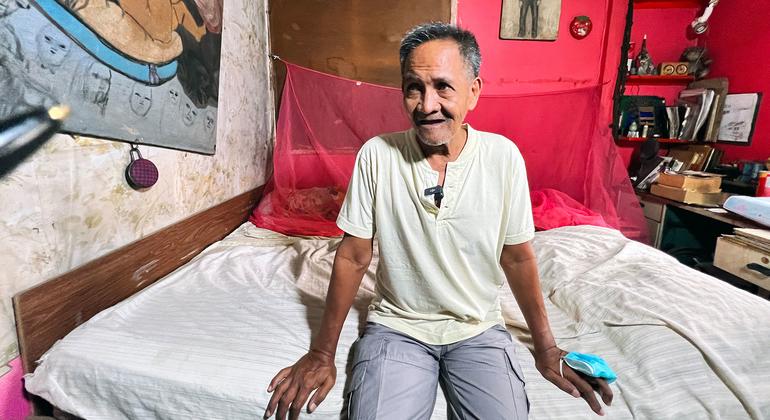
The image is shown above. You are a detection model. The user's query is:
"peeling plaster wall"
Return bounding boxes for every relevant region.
[0,0,274,365]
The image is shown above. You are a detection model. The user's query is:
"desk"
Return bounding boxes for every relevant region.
[637,191,768,295]
[637,191,765,236]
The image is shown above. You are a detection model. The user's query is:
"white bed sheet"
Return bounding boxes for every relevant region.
[25,223,770,419]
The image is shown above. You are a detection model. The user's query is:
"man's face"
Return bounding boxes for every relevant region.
[84,62,111,104]
[130,83,153,116]
[205,110,216,134]
[167,88,181,106]
[402,39,481,147]
[182,100,198,126]
[36,25,72,70]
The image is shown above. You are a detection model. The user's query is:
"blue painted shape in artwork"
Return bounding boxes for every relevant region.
[32,0,178,85]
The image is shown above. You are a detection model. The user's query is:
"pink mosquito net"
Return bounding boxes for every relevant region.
[250,62,648,243]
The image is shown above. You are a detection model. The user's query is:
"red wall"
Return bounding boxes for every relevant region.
[628,8,698,105]
[632,8,698,67]
[457,0,768,166]
[457,0,614,96]
[702,0,768,162]
[457,0,631,166]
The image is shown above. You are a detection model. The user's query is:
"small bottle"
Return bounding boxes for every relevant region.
[757,171,770,197]
[641,124,650,138]
[627,121,639,138]
[635,35,655,76]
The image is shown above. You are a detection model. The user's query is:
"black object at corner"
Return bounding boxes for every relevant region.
[0,108,62,179]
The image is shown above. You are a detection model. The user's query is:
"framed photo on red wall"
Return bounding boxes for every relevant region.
[500,0,562,41]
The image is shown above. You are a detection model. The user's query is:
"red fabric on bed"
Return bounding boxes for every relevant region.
[250,62,648,242]
[531,189,611,231]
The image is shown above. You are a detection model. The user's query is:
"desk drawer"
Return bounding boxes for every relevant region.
[714,237,770,291]
[639,200,664,222]
[645,218,662,248]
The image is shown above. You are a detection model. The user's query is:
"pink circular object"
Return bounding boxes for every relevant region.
[126,146,158,189]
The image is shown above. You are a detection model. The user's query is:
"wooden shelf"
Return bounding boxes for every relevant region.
[618,136,693,144]
[626,75,695,85]
[634,0,704,9]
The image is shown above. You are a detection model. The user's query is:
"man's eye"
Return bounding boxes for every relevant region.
[437,83,451,91]
[405,83,420,92]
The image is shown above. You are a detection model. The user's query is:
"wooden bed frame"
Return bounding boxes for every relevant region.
[13,186,263,411]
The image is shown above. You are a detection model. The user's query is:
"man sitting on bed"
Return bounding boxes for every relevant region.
[264,22,613,420]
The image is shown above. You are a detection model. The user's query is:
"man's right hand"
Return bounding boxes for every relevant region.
[264,349,337,420]
[264,234,371,419]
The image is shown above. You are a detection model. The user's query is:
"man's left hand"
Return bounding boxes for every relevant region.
[534,346,613,416]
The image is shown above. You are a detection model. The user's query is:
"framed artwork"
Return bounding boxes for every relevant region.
[717,93,762,145]
[0,0,223,154]
[500,0,562,41]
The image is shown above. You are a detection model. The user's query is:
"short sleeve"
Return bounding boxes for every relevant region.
[504,148,535,245]
[337,146,376,239]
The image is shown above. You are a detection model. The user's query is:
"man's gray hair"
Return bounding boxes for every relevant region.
[399,22,482,78]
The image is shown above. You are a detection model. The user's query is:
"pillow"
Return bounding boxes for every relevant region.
[250,186,346,237]
[531,189,610,231]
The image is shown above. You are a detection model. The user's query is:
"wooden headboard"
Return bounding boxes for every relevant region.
[13,186,263,374]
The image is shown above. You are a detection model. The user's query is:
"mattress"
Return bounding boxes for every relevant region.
[25,223,770,419]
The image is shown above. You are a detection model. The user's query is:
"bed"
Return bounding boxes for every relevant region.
[18,206,770,419]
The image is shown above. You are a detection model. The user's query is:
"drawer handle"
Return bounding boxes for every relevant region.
[746,263,770,277]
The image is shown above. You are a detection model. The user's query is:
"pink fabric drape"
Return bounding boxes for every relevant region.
[250,62,648,243]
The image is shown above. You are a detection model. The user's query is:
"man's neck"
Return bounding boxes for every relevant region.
[418,126,468,166]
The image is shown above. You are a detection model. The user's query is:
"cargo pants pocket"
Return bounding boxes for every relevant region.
[504,344,530,418]
[346,336,385,420]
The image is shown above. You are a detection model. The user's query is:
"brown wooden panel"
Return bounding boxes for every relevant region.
[13,186,263,374]
[269,0,451,87]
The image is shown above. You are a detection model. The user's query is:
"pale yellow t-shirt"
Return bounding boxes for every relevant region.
[337,124,534,345]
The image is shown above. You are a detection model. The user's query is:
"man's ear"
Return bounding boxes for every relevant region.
[468,77,482,111]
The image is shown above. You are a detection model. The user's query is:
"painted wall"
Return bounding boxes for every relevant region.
[0,0,274,417]
[627,8,698,104]
[456,0,630,167]
[457,0,612,95]
[702,0,768,162]
[616,6,699,167]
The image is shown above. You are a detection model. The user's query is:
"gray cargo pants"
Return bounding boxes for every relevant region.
[346,322,529,419]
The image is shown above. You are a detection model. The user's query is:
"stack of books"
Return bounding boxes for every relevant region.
[650,170,724,206]
[721,228,770,253]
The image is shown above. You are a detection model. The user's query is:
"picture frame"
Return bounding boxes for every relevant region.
[717,93,762,146]
[500,0,562,41]
[0,0,223,154]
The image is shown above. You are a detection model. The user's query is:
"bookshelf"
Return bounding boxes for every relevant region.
[613,0,706,144]
[634,0,705,9]
[626,75,694,86]
[618,137,693,144]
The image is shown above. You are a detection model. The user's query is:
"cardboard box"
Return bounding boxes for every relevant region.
[650,183,723,206]
[656,171,722,193]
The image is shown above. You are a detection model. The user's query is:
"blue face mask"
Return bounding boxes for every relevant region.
[561,352,617,384]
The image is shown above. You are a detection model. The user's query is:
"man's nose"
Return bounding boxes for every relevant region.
[419,89,441,114]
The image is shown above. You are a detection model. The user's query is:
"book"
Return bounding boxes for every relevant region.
[650,183,723,206]
[734,228,770,246]
[656,171,722,192]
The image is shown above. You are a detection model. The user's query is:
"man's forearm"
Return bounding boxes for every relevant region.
[310,243,371,359]
[500,248,556,353]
